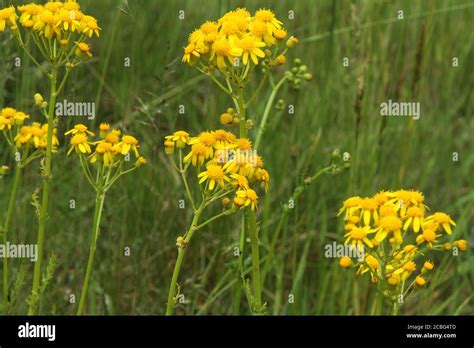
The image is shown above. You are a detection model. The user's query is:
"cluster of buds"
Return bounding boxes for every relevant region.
[286,58,313,90]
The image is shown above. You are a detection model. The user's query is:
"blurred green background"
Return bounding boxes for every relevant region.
[0,0,473,315]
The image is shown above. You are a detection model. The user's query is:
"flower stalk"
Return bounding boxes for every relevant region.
[77,189,106,315]
[2,161,22,306]
[165,203,205,315]
[28,67,58,315]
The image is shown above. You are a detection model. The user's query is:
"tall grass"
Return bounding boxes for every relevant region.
[0,0,472,315]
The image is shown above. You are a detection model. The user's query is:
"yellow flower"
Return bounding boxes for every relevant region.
[415,275,426,286]
[373,191,390,206]
[120,135,140,157]
[415,228,441,248]
[184,143,209,166]
[198,164,229,190]
[190,132,216,155]
[99,122,110,138]
[274,29,287,40]
[236,35,266,65]
[344,225,376,250]
[135,156,147,167]
[235,188,258,210]
[80,15,101,37]
[67,133,91,155]
[392,260,416,281]
[403,206,425,233]
[14,111,30,126]
[425,212,456,234]
[65,124,95,137]
[337,196,362,217]
[220,112,233,125]
[255,168,270,192]
[105,130,121,144]
[14,125,32,147]
[75,42,93,59]
[33,10,59,39]
[222,150,254,177]
[360,198,378,226]
[454,239,468,251]
[255,9,283,31]
[339,256,352,268]
[0,116,14,131]
[182,43,200,63]
[99,122,110,131]
[18,4,43,28]
[0,6,17,32]
[275,54,286,65]
[165,131,190,149]
[230,173,249,190]
[357,254,379,275]
[422,260,434,272]
[211,36,242,70]
[250,19,274,46]
[90,141,114,166]
[164,139,175,156]
[199,21,218,43]
[212,129,237,149]
[374,215,403,244]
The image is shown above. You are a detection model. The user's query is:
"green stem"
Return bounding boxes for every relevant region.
[245,70,270,107]
[195,209,233,230]
[248,209,263,314]
[236,89,247,138]
[232,215,246,315]
[76,190,106,315]
[373,287,384,315]
[28,67,58,316]
[179,150,197,211]
[165,203,205,315]
[2,162,22,306]
[254,75,289,151]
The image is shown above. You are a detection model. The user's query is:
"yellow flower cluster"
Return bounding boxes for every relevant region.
[1,1,99,63]
[337,190,468,290]
[1,107,58,152]
[66,123,145,167]
[165,129,270,210]
[0,1,100,38]
[182,8,297,70]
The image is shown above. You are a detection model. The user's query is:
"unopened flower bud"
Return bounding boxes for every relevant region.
[331,148,341,160]
[286,36,299,48]
[274,29,287,40]
[275,54,286,65]
[275,99,285,110]
[164,140,175,155]
[135,156,147,167]
[220,112,233,125]
[34,93,45,107]
[222,197,231,208]
[232,117,240,126]
[293,58,302,66]
[176,236,187,248]
[454,239,468,251]
[246,119,254,131]
[303,73,313,81]
[1,165,10,176]
[99,122,110,138]
[59,39,69,48]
